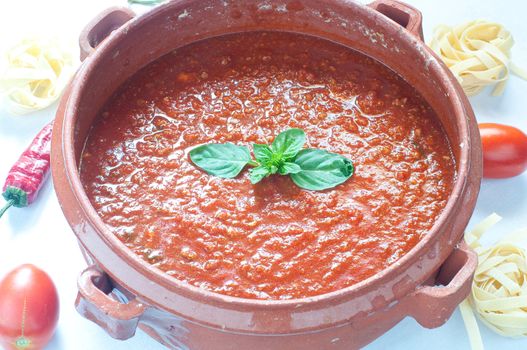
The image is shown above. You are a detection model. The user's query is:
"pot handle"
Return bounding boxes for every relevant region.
[75,265,146,340]
[406,241,477,328]
[79,7,135,61]
[368,0,424,40]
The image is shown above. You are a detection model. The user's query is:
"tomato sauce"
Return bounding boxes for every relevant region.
[80,32,455,300]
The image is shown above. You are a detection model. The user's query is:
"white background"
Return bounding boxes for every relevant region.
[0,0,526,349]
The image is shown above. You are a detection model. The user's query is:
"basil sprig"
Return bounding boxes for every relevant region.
[189,129,354,191]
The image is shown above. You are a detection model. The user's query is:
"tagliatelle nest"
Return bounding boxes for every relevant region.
[460,214,527,350]
[0,36,77,114]
[429,20,527,96]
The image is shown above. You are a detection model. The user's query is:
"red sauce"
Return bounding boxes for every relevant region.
[80,32,455,300]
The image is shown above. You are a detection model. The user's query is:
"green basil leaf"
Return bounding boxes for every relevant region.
[253,144,273,164]
[271,128,306,160]
[290,149,354,190]
[189,143,252,178]
[278,162,301,175]
[249,165,271,184]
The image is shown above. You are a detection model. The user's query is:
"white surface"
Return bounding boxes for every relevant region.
[0,0,526,349]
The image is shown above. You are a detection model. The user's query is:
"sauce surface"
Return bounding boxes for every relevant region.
[80,32,455,300]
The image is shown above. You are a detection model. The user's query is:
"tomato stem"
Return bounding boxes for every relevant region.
[0,200,15,219]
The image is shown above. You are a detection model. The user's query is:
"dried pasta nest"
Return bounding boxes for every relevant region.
[461,214,527,350]
[0,36,77,114]
[429,20,527,96]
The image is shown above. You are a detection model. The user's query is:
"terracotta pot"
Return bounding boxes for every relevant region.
[51,0,482,349]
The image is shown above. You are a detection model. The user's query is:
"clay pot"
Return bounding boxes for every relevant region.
[51,0,482,349]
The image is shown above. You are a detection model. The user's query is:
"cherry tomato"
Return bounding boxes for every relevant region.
[0,265,59,350]
[479,123,527,178]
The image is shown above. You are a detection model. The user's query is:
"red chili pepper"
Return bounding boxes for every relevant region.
[0,122,53,218]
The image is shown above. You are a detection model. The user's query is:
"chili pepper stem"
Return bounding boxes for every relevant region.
[248,160,259,167]
[0,200,15,219]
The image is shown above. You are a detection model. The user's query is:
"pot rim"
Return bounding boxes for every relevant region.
[61,0,475,310]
